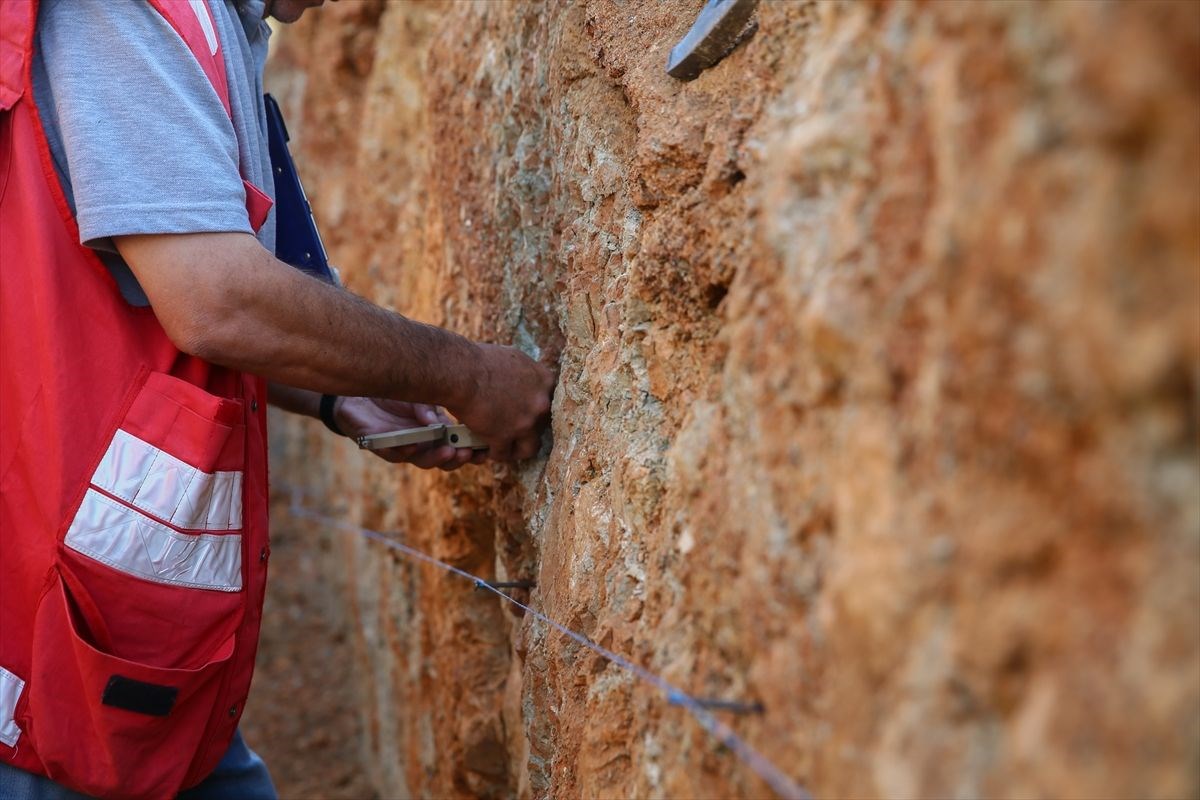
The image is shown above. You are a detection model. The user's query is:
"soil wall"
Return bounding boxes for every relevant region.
[263,2,1200,797]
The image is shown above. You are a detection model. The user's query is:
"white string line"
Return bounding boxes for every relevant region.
[281,486,812,800]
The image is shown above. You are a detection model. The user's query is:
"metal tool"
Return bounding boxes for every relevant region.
[667,689,765,715]
[666,0,759,81]
[474,579,536,592]
[356,423,487,451]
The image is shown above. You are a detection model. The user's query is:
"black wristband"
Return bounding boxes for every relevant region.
[319,394,344,436]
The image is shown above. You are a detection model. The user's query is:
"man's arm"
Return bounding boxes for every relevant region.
[264,383,322,419]
[115,232,554,461]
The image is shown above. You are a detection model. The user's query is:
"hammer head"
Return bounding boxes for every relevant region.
[667,0,760,81]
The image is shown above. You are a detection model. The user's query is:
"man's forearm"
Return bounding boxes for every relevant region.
[266,383,321,418]
[116,233,480,410]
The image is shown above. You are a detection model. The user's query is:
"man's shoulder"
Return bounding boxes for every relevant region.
[38,0,175,52]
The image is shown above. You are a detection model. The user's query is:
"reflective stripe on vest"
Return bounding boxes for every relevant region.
[0,669,24,748]
[91,429,244,531]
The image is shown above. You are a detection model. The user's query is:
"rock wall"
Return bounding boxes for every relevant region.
[263,2,1200,798]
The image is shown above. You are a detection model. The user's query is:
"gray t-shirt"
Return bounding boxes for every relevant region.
[32,0,276,306]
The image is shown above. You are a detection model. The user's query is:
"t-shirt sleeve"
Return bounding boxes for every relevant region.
[34,0,252,248]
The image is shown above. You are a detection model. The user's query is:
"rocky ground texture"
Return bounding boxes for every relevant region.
[259,2,1199,798]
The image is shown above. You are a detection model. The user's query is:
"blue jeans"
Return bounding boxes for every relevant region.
[0,730,277,800]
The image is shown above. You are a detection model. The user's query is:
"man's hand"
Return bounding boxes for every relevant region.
[335,397,484,471]
[448,344,556,462]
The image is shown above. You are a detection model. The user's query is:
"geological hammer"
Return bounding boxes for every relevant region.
[667,0,759,81]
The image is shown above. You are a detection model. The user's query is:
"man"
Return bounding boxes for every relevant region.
[0,0,554,797]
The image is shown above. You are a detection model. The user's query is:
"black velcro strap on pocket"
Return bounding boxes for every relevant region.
[101,675,178,717]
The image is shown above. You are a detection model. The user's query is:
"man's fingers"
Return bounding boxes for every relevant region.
[438,448,475,471]
[484,433,541,463]
[377,442,448,468]
[409,444,456,470]
[514,435,541,461]
[378,443,422,463]
[489,439,514,462]
[414,404,441,426]
[371,398,417,418]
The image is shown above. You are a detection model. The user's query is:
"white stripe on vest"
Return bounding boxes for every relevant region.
[65,490,243,592]
[0,667,25,747]
[93,429,242,531]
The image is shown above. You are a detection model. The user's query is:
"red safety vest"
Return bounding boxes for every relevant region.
[1,2,273,797]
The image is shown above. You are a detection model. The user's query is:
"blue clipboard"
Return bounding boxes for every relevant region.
[264,93,337,284]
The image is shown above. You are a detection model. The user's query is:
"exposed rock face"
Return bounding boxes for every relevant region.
[264,2,1200,797]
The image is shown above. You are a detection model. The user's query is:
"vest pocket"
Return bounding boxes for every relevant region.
[28,578,235,800]
[59,370,247,667]
[29,371,250,798]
